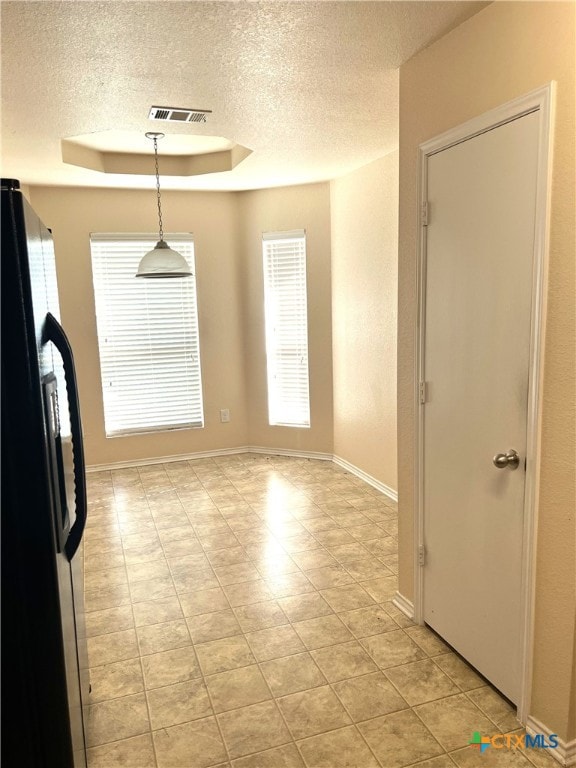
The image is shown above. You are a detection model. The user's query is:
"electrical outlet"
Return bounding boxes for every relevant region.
[220,409,230,423]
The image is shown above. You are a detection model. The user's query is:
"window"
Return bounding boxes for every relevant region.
[262,230,310,427]
[90,234,204,437]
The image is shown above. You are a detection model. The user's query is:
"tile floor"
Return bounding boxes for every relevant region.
[83,454,552,768]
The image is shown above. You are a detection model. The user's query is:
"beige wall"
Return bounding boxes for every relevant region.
[238,183,334,454]
[29,187,248,466]
[29,182,334,465]
[397,1,575,739]
[331,154,398,491]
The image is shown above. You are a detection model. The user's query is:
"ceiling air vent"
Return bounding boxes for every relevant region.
[148,106,212,124]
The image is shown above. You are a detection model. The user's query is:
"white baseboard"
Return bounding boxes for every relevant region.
[247,446,333,462]
[332,454,398,502]
[526,716,576,767]
[87,446,333,473]
[392,591,415,620]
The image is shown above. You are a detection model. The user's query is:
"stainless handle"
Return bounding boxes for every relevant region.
[493,449,520,470]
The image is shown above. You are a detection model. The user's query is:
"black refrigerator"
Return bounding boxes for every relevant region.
[1,179,90,767]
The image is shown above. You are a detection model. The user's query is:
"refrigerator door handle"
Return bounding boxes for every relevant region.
[42,313,87,561]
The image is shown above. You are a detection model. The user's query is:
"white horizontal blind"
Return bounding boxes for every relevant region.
[90,234,204,437]
[262,230,310,428]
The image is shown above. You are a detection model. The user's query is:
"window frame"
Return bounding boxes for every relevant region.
[90,232,204,438]
[262,229,311,429]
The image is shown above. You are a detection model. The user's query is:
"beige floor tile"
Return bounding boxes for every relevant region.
[196,634,256,675]
[301,515,341,534]
[304,565,354,590]
[153,716,227,768]
[87,692,150,747]
[293,614,354,650]
[313,529,356,547]
[162,537,205,559]
[382,600,415,629]
[360,629,426,668]
[206,546,250,567]
[130,595,183,628]
[231,743,305,768]
[85,604,135,638]
[360,575,398,603]
[84,549,126,574]
[156,526,196,547]
[171,568,220,594]
[206,664,272,713]
[141,645,201,690]
[343,558,392,582]
[224,579,275,607]
[291,549,337,570]
[319,584,375,613]
[129,575,177,604]
[167,551,212,573]
[264,571,316,598]
[311,641,378,682]
[358,709,444,768]
[450,744,534,767]
[254,552,301,577]
[278,592,333,622]
[245,624,306,662]
[186,608,242,644]
[146,678,212,729]
[434,653,486,692]
[327,543,371,563]
[126,558,171,584]
[85,566,128,592]
[362,536,397,558]
[339,604,398,638]
[88,628,139,667]
[405,756,456,768]
[136,619,191,656]
[333,671,408,722]
[87,733,157,767]
[277,685,351,740]
[347,523,386,542]
[214,562,262,586]
[415,693,496,751]
[217,700,292,759]
[405,625,451,656]
[234,599,288,632]
[84,581,131,615]
[179,587,230,617]
[123,542,165,566]
[89,658,144,703]
[199,531,241,551]
[260,652,326,697]
[385,658,460,706]
[467,687,520,731]
[297,725,379,768]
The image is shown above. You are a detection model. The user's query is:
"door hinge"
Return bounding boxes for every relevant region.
[421,201,429,227]
[418,545,426,566]
[419,381,428,404]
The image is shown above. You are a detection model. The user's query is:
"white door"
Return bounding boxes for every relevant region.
[423,111,540,704]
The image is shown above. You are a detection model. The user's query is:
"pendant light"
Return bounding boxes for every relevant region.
[135,132,192,278]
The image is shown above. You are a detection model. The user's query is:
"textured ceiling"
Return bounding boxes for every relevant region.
[1,1,488,191]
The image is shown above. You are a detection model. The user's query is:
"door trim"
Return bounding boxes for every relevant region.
[413,84,555,724]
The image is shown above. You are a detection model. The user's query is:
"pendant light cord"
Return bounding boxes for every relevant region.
[153,136,164,243]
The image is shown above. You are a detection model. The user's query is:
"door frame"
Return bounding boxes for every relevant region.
[413,84,555,723]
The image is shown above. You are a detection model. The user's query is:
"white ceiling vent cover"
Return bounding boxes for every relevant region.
[148,106,212,124]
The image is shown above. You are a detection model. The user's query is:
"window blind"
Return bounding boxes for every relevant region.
[262,230,310,428]
[90,234,204,437]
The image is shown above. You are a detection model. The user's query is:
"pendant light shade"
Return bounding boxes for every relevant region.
[136,240,192,278]
[136,132,193,279]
